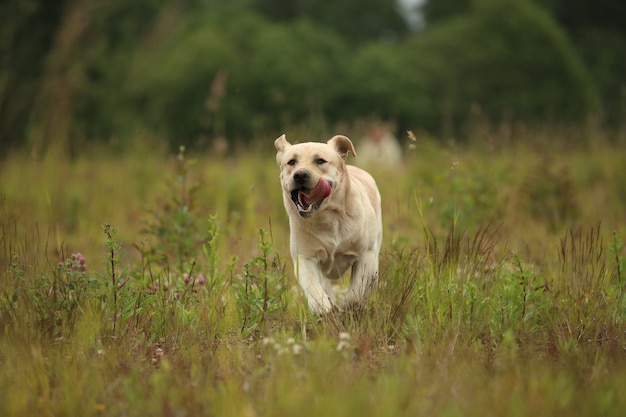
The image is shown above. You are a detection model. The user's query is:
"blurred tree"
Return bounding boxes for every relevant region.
[540,0,626,124]
[0,1,65,153]
[337,42,430,127]
[128,13,350,145]
[421,0,470,24]
[540,0,626,38]
[251,0,299,20]
[1,0,619,155]
[420,0,626,126]
[0,0,171,156]
[252,0,409,43]
[127,11,265,144]
[404,0,598,135]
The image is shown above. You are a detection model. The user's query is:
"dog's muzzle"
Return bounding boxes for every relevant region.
[290,172,331,218]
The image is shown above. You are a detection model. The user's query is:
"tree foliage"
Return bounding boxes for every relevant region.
[0,0,623,154]
[405,0,598,132]
[251,0,409,43]
[421,0,626,124]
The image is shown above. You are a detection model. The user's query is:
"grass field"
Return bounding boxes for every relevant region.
[1,130,625,416]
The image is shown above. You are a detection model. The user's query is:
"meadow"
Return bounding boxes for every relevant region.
[1,128,625,416]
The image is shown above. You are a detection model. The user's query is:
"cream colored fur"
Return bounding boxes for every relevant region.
[274,134,383,314]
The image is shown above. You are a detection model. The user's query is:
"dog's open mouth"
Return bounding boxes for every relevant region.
[290,178,331,217]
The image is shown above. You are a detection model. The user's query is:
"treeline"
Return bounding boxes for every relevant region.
[1,0,624,153]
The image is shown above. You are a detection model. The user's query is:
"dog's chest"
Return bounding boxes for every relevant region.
[320,249,358,280]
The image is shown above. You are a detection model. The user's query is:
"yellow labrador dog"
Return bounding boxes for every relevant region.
[274,134,382,314]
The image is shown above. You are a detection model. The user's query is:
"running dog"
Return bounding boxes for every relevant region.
[274,134,382,314]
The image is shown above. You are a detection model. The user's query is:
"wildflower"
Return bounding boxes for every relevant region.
[64,252,88,273]
[151,347,164,365]
[196,275,206,285]
[72,252,86,263]
[337,332,351,352]
[407,130,417,151]
[184,275,191,284]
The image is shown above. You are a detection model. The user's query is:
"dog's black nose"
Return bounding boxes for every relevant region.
[293,169,310,185]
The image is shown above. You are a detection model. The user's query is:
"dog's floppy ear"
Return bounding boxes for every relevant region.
[274,134,291,165]
[328,135,357,160]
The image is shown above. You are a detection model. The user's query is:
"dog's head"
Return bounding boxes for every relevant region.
[275,134,356,219]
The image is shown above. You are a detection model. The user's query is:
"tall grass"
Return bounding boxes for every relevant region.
[1,134,625,416]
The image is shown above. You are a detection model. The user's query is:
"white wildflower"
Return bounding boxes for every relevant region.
[337,332,351,352]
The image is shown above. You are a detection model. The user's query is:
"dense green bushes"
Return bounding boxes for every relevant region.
[402,0,598,132]
[0,0,622,152]
[128,0,598,146]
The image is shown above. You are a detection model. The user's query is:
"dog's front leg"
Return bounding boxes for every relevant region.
[342,250,379,308]
[295,257,335,315]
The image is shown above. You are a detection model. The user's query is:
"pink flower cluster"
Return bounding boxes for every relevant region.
[183,273,206,285]
[58,252,88,272]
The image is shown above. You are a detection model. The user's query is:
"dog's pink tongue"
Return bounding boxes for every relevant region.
[302,178,331,204]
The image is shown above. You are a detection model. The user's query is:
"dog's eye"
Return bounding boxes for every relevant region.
[316,158,327,165]
[287,159,296,166]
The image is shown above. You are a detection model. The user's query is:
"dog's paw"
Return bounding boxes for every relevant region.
[307,295,335,316]
[341,291,364,310]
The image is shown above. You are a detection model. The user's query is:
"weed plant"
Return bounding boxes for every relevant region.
[1,134,625,416]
